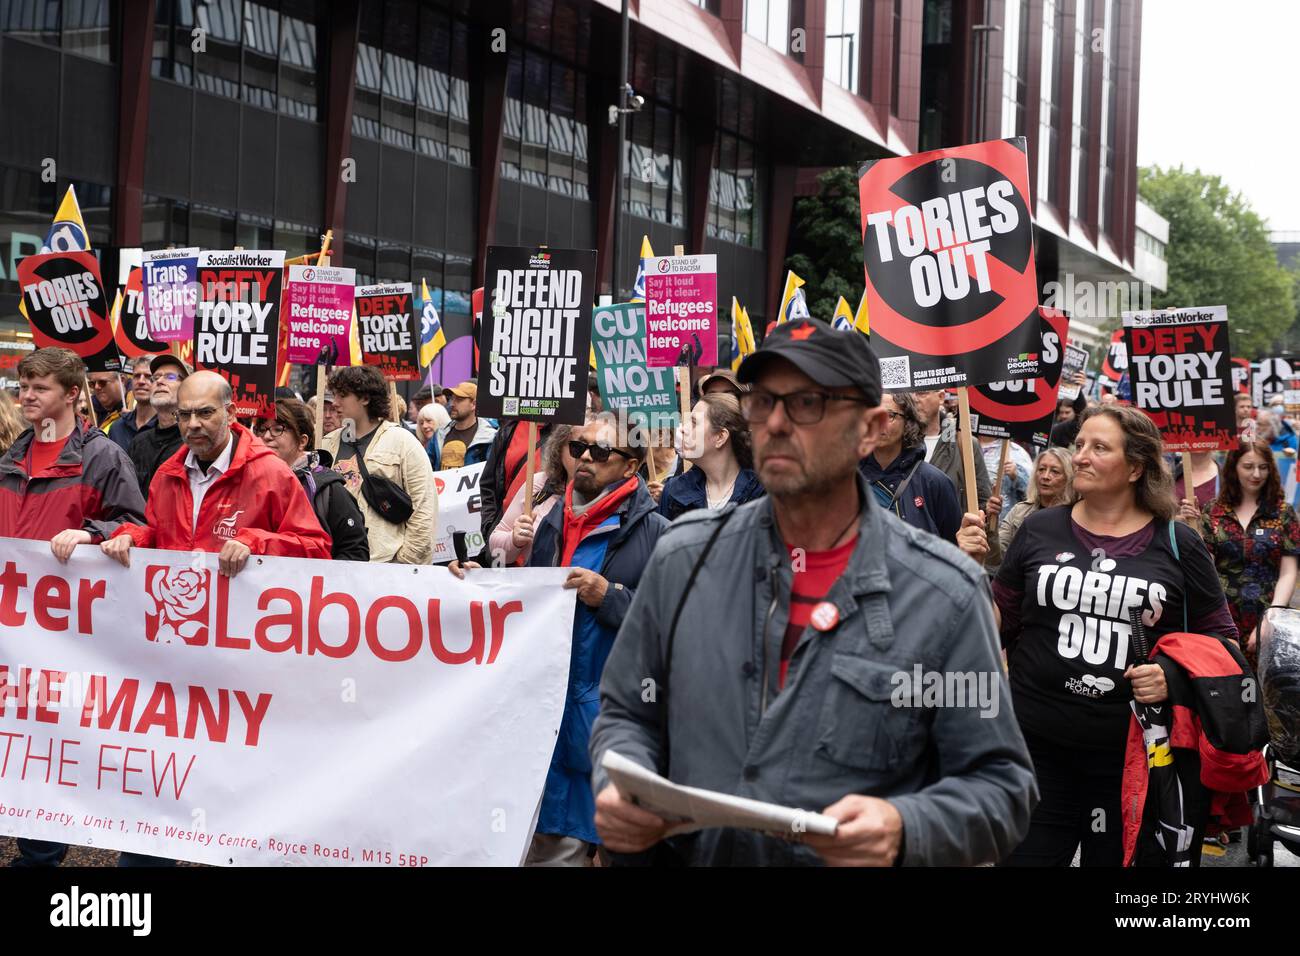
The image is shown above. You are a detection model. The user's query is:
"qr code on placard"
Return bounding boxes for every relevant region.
[503,397,519,415]
[879,355,911,389]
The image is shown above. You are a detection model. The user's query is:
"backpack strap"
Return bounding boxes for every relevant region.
[1168,520,1188,632]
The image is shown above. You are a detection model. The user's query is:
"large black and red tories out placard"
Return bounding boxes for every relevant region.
[858,137,1041,392]
[969,307,1068,451]
[17,250,122,372]
[1122,305,1235,452]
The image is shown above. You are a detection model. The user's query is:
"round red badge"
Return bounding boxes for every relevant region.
[810,601,839,632]
[914,496,925,508]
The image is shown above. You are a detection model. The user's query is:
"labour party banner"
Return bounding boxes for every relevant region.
[478,245,596,424]
[1123,305,1235,452]
[592,303,679,434]
[643,254,718,368]
[1231,357,1251,396]
[285,265,355,366]
[430,462,486,563]
[857,137,1040,391]
[356,282,420,381]
[0,539,574,866]
[969,306,1068,450]
[141,247,199,343]
[195,250,286,420]
[113,266,168,360]
[1059,343,1089,402]
[17,249,121,373]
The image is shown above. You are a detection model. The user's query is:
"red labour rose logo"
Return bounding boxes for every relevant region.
[144,565,212,645]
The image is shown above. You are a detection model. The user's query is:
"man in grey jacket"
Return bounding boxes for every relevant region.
[590,320,1036,866]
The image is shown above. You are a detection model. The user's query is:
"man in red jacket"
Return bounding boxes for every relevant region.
[1,347,147,868]
[103,371,331,574]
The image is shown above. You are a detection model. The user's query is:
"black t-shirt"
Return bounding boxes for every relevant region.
[335,427,378,498]
[995,505,1228,750]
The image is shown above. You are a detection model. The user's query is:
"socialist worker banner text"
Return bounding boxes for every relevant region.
[1123,305,1235,452]
[195,250,285,419]
[858,137,1040,391]
[0,540,573,866]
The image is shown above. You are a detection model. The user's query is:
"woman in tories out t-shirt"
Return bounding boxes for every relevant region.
[993,406,1236,867]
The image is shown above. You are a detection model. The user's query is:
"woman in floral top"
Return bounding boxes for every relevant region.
[1196,440,1300,669]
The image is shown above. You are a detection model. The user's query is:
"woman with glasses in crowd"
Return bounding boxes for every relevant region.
[255,398,370,561]
[488,422,580,566]
[998,447,1076,555]
[1194,439,1300,671]
[658,393,763,521]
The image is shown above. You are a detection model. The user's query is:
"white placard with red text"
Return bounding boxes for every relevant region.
[0,540,573,866]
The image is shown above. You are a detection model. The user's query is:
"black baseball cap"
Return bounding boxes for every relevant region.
[737,319,881,407]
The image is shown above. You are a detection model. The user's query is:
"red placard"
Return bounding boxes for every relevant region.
[968,306,1069,449]
[858,137,1040,391]
[17,250,121,372]
[114,266,169,360]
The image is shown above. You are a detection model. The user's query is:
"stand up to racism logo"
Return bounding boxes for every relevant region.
[857,137,1041,392]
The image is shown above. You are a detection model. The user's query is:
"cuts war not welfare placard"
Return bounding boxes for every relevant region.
[0,540,574,866]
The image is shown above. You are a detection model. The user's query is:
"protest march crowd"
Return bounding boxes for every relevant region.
[0,320,1286,869]
[2,144,1291,870]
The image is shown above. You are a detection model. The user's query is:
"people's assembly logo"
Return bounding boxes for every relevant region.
[970,307,1067,426]
[144,566,212,645]
[528,252,551,269]
[857,138,1036,355]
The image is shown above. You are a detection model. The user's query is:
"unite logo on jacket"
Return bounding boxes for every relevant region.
[213,509,245,540]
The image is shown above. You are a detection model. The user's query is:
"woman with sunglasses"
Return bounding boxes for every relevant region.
[657,393,764,521]
[256,399,370,561]
[486,422,580,566]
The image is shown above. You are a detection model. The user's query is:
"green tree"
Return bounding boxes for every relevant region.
[1138,166,1295,357]
[785,166,864,321]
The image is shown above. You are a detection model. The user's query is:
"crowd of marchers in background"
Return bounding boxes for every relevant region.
[0,329,1282,868]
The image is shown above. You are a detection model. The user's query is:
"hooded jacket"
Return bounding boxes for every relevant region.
[928,412,992,511]
[293,458,370,561]
[1122,632,1269,866]
[590,474,1037,866]
[0,420,146,542]
[111,422,332,559]
[657,466,764,521]
[528,477,670,842]
[430,416,498,471]
[859,443,962,544]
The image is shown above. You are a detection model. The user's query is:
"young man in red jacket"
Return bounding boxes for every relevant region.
[103,370,331,573]
[1,347,147,868]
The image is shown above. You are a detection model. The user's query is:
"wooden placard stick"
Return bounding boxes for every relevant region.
[523,421,538,518]
[312,254,333,446]
[1180,451,1197,512]
[956,388,980,516]
[988,438,1011,535]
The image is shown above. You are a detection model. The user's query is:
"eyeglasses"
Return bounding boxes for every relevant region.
[568,440,635,464]
[152,372,182,383]
[88,378,119,390]
[253,423,289,439]
[885,410,905,422]
[177,406,221,423]
[740,389,872,425]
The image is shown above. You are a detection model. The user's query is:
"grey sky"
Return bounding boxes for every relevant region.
[1138,0,1300,231]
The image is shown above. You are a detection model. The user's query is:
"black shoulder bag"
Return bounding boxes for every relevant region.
[356,439,414,525]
